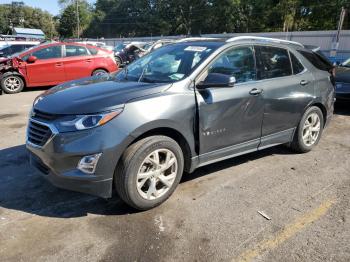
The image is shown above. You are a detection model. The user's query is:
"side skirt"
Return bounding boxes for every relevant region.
[189,128,296,172]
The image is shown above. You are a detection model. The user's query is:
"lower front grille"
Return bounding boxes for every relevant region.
[30,154,50,174]
[27,120,53,147]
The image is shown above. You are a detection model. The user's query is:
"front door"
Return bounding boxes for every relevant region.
[196,45,265,165]
[25,45,65,86]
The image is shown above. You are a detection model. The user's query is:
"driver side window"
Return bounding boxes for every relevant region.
[32,45,62,60]
[209,46,256,84]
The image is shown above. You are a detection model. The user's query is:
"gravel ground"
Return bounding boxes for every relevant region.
[0,90,349,262]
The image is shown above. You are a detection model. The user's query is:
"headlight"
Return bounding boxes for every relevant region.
[56,109,123,132]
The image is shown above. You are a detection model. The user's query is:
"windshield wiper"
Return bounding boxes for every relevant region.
[140,77,157,83]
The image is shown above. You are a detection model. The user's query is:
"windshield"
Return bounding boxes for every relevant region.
[115,43,219,83]
[10,44,38,58]
[115,43,126,52]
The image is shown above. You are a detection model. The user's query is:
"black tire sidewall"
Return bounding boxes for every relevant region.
[296,106,324,152]
[92,69,108,76]
[115,57,122,67]
[120,137,184,210]
[1,74,24,94]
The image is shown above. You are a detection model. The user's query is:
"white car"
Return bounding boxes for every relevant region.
[0,41,40,58]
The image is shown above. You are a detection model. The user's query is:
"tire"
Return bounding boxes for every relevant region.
[115,56,122,67]
[115,136,184,210]
[290,106,324,153]
[1,73,24,94]
[92,69,108,76]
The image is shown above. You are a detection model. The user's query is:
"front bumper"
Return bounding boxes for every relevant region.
[26,119,131,198]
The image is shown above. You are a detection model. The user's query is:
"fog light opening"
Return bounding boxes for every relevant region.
[77,153,102,174]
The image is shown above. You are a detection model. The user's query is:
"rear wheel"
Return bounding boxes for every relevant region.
[115,136,184,210]
[1,74,24,94]
[290,106,324,153]
[115,57,122,67]
[92,69,108,76]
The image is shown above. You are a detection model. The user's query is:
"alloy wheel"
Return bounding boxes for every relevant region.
[4,77,21,92]
[136,148,178,200]
[302,112,321,146]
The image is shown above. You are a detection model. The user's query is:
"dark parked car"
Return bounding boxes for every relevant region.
[27,37,334,210]
[114,42,150,67]
[335,61,350,101]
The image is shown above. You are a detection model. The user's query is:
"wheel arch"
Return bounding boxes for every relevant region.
[125,127,193,173]
[115,55,123,63]
[308,102,328,127]
[1,71,27,87]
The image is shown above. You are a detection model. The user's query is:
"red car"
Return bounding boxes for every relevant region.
[0,42,118,94]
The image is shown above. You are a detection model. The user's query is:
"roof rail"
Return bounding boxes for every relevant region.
[226,36,304,47]
[176,37,221,43]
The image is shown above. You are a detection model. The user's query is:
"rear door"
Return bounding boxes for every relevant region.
[254,45,315,148]
[62,44,94,81]
[25,44,65,86]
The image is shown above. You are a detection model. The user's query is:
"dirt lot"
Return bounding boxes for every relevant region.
[0,90,349,262]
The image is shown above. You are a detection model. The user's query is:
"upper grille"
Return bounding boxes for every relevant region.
[27,121,53,147]
[32,109,59,122]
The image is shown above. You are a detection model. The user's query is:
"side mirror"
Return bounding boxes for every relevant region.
[27,56,37,63]
[197,73,236,89]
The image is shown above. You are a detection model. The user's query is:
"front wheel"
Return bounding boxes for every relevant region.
[115,136,184,210]
[290,106,324,153]
[1,74,24,94]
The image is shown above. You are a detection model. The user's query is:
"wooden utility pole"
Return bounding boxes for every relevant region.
[76,0,80,39]
[331,7,347,60]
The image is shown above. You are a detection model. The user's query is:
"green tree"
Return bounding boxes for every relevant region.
[0,2,58,38]
[58,0,92,38]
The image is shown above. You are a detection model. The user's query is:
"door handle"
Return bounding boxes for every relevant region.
[55,62,63,67]
[300,80,309,86]
[249,88,263,96]
[86,59,92,62]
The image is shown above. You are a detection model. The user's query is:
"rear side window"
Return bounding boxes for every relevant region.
[290,52,305,74]
[32,45,62,60]
[255,46,292,80]
[87,47,98,55]
[65,45,89,57]
[298,50,332,72]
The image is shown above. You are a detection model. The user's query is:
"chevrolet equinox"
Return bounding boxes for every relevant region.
[27,37,335,210]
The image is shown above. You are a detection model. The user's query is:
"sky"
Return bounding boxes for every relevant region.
[0,0,96,15]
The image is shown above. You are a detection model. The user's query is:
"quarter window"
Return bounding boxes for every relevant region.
[32,45,62,60]
[298,50,332,72]
[255,46,292,80]
[65,45,89,57]
[209,46,256,84]
[87,47,98,55]
[290,52,305,74]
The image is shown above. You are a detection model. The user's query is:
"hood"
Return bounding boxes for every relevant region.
[335,66,350,83]
[34,75,171,115]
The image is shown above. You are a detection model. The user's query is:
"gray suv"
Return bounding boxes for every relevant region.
[27,37,335,210]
